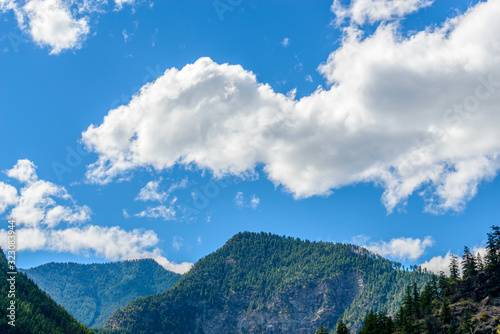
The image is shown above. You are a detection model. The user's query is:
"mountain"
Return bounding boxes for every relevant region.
[102,232,432,334]
[21,259,181,328]
[0,247,93,334]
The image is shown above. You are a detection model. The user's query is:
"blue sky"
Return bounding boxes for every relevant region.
[1,0,499,274]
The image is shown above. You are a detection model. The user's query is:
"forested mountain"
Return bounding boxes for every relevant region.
[101,232,432,334]
[0,247,93,334]
[21,259,181,328]
[355,225,500,334]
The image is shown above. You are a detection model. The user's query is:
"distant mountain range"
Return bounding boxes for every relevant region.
[102,232,432,334]
[20,259,181,328]
[5,230,500,334]
[0,247,92,334]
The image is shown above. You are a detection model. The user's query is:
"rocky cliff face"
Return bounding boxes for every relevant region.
[446,268,500,334]
[198,274,362,334]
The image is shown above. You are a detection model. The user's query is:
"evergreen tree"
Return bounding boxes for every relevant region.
[448,320,458,334]
[419,282,434,316]
[475,252,484,272]
[461,310,475,334]
[336,319,350,334]
[412,282,420,318]
[486,226,500,269]
[461,246,477,278]
[316,325,329,334]
[449,254,460,282]
[438,272,450,299]
[439,300,451,324]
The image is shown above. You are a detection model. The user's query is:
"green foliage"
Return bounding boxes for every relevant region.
[486,225,500,269]
[461,246,477,278]
[336,319,350,334]
[359,310,394,334]
[21,259,180,328]
[439,300,451,324]
[449,254,460,282]
[0,247,93,334]
[316,325,329,334]
[105,232,431,334]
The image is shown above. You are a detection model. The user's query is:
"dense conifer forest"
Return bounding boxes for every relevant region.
[21,259,181,328]
[0,247,93,334]
[101,232,432,333]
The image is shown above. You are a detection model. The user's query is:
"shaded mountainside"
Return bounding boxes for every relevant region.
[21,259,181,328]
[0,248,93,334]
[101,232,432,334]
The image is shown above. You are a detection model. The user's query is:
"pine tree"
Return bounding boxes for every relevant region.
[336,319,350,334]
[412,282,421,318]
[475,252,484,272]
[448,319,458,334]
[461,246,477,278]
[449,254,460,282]
[438,272,450,299]
[439,300,451,324]
[316,325,329,334]
[486,226,500,269]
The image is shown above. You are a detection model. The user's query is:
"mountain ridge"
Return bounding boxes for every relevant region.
[21,258,181,328]
[101,231,432,334]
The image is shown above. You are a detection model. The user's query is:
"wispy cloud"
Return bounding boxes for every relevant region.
[234,192,260,209]
[331,0,433,26]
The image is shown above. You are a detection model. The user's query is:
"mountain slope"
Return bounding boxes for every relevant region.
[0,247,93,334]
[103,232,432,334]
[21,259,181,328]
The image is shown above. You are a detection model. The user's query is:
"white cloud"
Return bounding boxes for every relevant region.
[250,195,260,209]
[2,159,91,228]
[362,236,434,261]
[234,192,260,209]
[83,0,500,214]
[0,182,18,214]
[420,247,486,275]
[171,235,183,251]
[281,37,290,47]
[133,178,188,220]
[22,0,89,54]
[235,191,244,207]
[134,203,177,220]
[122,28,129,42]
[5,159,38,183]
[420,251,454,275]
[136,179,167,202]
[0,159,191,274]
[0,0,135,54]
[0,225,191,273]
[332,0,433,26]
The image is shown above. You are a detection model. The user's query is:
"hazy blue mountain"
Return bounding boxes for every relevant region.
[0,248,93,334]
[21,258,181,328]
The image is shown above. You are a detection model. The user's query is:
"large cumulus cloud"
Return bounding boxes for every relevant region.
[82,0,500,214]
